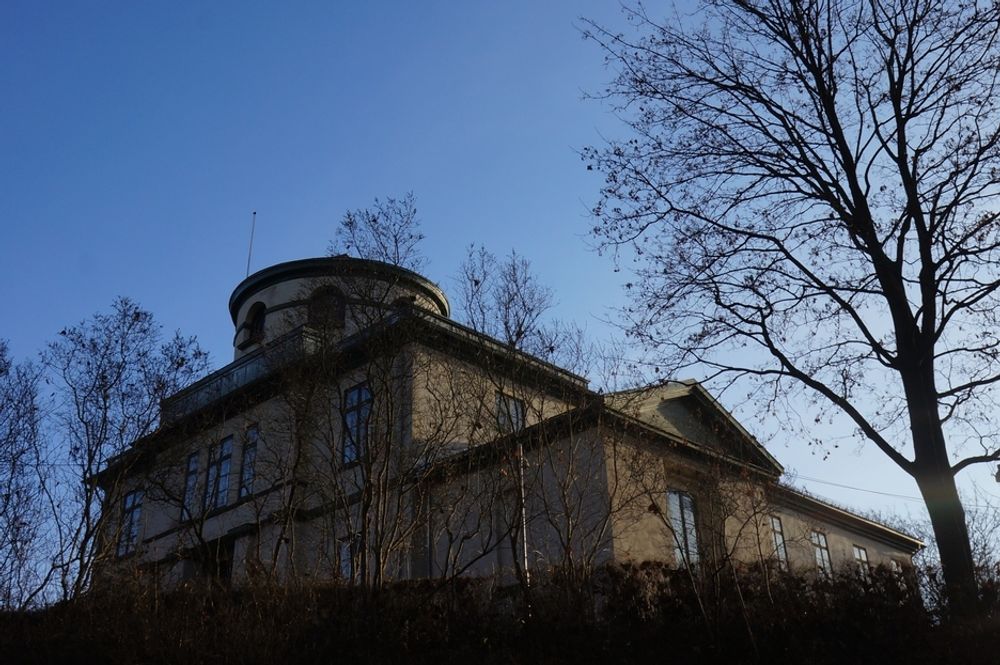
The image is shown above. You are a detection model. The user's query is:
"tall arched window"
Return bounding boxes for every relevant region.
[307,287,346,329]
[246,302,266,342]
[667,490,699,568]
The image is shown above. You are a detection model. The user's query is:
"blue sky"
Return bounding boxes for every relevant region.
[3,1,997,530]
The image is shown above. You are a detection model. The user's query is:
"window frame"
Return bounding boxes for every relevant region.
[181,451,199,521]
[811,530,833,577]
[770,515,789,571]
[496,392,526,434]
[239,425,258,499]
[246,302,266,342]
[852,544,871,581]
[117,489,144,558]
[204,436,233,511]
[342,383,372,466]
[667,489,700,567]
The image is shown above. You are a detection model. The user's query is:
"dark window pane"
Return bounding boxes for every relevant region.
[496,393,526,434]
[204,436,233,510]
[342,384,372,465]
[240,427,258,498]
[667,490,699,566]
[117,490,143,557]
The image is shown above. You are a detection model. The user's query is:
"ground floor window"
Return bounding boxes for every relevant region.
[852,545,870,581]
[811,531,832,576]
[667,490,699,567]
[770,515,788,571]
[117,489,143,557]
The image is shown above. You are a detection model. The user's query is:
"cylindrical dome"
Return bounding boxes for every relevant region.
[228,256,450,360]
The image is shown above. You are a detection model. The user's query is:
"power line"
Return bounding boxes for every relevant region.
[794,475,926,502]
[793,474,999,510]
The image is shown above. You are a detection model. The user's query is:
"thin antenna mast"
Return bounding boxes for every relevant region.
[246,210,257,277]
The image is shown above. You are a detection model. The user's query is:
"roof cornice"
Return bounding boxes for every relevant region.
[228,256,450,323]
[771,484,924,554]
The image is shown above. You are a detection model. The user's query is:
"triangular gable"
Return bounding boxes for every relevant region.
[606,380,783,476]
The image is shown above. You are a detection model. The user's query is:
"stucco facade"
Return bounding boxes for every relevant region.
[96,257,920,590]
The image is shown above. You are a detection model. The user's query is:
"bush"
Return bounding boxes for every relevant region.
[3,564,1000,664]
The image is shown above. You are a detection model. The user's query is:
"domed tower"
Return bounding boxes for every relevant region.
[228,256,450,361]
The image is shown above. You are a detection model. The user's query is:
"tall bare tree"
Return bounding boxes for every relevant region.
[328,192,426,272]
[457,245,589,369]
[455,245,635,595]
[45,298,208,597]
[0,341,44,608]
[584,0,1000,612]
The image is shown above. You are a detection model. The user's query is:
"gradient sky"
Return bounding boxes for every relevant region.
[3,1,997,532]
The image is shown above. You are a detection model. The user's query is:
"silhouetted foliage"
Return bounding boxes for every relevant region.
[5,563,998,664]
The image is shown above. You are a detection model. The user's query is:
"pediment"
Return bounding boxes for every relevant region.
[607,381,782,475]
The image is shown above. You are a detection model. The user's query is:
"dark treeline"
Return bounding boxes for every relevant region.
[4,562,1000,665]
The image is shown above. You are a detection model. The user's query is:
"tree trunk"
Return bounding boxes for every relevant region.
[913,467,978,616]
[902,366,978,616]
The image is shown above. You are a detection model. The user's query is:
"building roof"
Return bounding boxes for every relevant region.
[100,256,922,559]
[606,381,784,476]
[228,256,451,323]
[94,305,591,485]
[432,389,920,556]
[771,484,924,554]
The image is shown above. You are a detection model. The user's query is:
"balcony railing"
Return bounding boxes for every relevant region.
[161,327,320,425]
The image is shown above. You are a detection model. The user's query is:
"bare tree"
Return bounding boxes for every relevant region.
[328,192,426,272]
[45,298,208,597]
[0,341,45,608]
[584,0,1000,613]
[454,245,642,597]
[458,246,555,351]
[242,267,468,592]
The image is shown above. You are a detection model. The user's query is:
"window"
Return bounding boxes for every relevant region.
[811,531,832,576]
[247,302,266,342]
[338,533,361,582]
[239,426,258,499]
[770,515,788,571]
[307,287,345,329]
[206,538,235,586]
[496,393,526,434]
[181,452,199,520]
[667,490,699,567]
[852,545,870,581]
[342,383,372,465]
[204,436,233,510]
[117,490,143,557]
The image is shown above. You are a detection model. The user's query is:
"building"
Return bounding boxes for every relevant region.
[96,256,921,588]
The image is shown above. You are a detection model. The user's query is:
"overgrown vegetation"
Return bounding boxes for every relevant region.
[3,563,1000,665]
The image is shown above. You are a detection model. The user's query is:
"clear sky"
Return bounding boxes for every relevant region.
[3,1,997,535]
